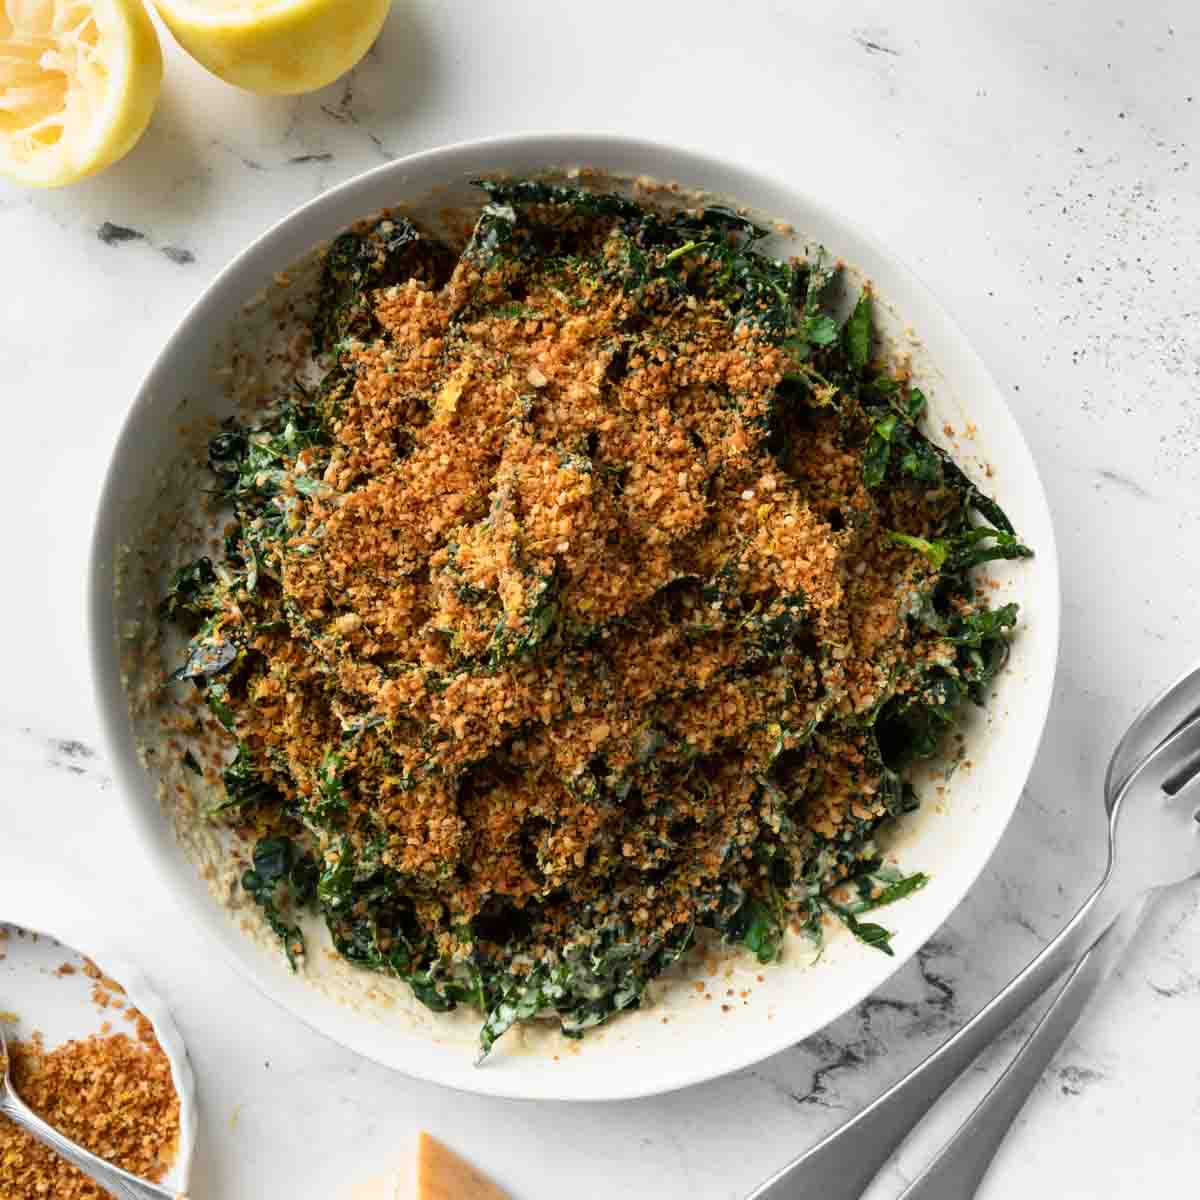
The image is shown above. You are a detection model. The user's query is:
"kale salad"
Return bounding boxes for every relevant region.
[161,180,1031,1059]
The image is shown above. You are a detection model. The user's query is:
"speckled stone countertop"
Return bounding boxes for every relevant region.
[2,2,1198,1197]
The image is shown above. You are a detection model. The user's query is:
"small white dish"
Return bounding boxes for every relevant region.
[90,133,1060,1101]
[0,909,196,1193]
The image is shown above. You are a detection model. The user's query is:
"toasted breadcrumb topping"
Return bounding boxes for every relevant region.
[0,1029,179,1197]
[159,184,1025,1050]
[231,214,926,941]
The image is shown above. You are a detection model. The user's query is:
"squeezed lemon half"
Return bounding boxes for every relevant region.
[0,0,163,188]
[152,0,391,96]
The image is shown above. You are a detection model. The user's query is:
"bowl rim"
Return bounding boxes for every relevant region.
[88,130,1061,1101]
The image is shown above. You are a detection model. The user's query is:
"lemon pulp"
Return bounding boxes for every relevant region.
[0,0,163,188]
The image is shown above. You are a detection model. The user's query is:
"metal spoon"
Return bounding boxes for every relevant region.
[0,1020,182,1200]
[749,667,1200,1200]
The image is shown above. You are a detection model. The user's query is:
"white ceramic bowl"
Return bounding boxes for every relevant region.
[89,133,1059,1101]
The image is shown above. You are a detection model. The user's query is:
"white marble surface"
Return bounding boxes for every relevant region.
[3,1,1199,1196]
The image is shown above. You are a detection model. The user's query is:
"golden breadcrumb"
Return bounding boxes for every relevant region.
[0,1028,179,1198]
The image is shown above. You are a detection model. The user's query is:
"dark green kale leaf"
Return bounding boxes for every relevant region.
[207,427,249,486]
[862,413,896,489]
[169,618,240,683]
[203,681,237,731]
[819,865,930,956]
[312,750,349,822]
[947,603,1020,703]
[468,180,814,337]
[888,531,950,570]
[719,893,785,965]
[211,743,283,813]
[472,178,645,222]
[312,218,456,353]
[242,836,319,969]
[645,209,800,335]
[160,560,239,684]
[849,864,931,911]
[317,838,487,1015]
[802,250,837,310]
[781,311,840,365]
[201,399,335,589]
[862,373,1032,757]
[862,386,931,487]
[483,570,559,670]
[842,289,874,373]
[209,401,329,506]
[937,453,1018,535]
[462,180,645,277]
[476,921,694,1061]
[830,911,897,954]
[739,592,809,662]
[943,526,1033,573]
[944,603,1020,647]
[159,558,217,624]
[876,670,964,768]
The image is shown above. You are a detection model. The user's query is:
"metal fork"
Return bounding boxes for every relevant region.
[750,682,1200,1200]
[896,897,1147,1199]
[895,665,1200,1198]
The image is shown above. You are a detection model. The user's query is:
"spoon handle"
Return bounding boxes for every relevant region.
[0,1087,182,1200]
[896,896,1147,1200]
[746,884,1115,1200]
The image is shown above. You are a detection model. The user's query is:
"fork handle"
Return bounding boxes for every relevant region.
[747,880,1120,1200]
[896,896,1146,1200]
[0,1090,182,1200]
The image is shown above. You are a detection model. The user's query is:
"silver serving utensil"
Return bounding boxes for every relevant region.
[896,897,1146,1199]
[0,1019,182,1200]
[749,666,1200,1200]
[894,663,1200,1198]
[1105,662,1200,801]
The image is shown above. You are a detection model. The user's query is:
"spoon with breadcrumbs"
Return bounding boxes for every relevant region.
[0,1019,184,1200]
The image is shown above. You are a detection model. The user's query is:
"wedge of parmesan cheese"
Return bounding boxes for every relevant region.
[348,1132,510,1199]
[416,1133,510,1199]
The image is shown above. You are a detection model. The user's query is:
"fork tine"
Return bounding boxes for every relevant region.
[1162,744,1200,797]
[1114,719,1200,835]
[1133,717,1200,795]
[1166,773,1200,813]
